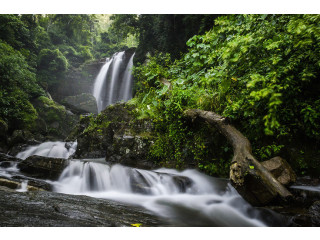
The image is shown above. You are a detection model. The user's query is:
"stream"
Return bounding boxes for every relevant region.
[0,141,295,227]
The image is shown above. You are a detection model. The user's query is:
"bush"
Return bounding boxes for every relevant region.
[0,41,44,132]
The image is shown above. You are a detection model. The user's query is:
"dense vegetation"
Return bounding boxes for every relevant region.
[1,14,319,177]
[0,14,129,137]
[130,14,320,176]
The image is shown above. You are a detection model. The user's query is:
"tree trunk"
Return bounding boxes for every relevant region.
[184,109,293,206]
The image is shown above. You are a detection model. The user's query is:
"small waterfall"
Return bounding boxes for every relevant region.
[16,180,28,192]
[51,160,284,226]
[92,51,135,113]
[16,141,77,160]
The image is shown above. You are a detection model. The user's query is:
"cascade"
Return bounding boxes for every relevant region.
[1,142,291,226]
[50,160,287,227]
[92,51,135,113]
[15,141,77,160]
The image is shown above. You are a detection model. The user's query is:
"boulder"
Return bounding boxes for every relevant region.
[0,178,43,191]
[62,93,98,114]
[308,201,320,226]
[72,103,158,169]
[261,156,296,186]
[107,134,156,169]
[18,155,68,180]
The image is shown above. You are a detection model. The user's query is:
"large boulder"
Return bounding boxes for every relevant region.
[72,103,158,169]
[62,93,98,114]
[261,156,296,186]
[18,155,68,180]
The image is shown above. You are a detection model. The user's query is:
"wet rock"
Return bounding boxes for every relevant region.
[261,156,296,185]
[172,175,193,192]
[62,93,98,114]
[0,186,168,227]
[0,178,43,191]
[18,155,68,180]
[0,152,20,163]
[308,201,320,226]
[108,134,157,169]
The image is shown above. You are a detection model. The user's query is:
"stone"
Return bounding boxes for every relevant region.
[261,156,296,186]
[0,178,42,191]
[0,186,168,227]
[72,103,158,169]
[62,93,98,114]
[308,201,320,226]
[18,155,69,180]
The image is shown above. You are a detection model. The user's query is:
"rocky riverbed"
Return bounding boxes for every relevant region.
[0,185,168,227]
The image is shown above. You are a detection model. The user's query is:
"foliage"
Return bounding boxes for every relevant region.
[0,40,44,131]
[108,14,219,63]
[37,48,69,89]
[133,14,320,176]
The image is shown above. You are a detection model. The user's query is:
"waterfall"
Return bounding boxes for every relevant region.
[50,160,285,227]
[120,53,135,101]
[92,51,135,113]
[15,141,77,160]
[93,58,112,113]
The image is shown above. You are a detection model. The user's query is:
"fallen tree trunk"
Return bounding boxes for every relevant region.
[184,109,293,206]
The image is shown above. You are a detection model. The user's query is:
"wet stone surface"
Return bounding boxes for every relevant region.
[0,186,169,227]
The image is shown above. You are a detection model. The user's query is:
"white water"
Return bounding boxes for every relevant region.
[15,141,77,160]
[93,58,112,113]
[16,180,28,192]
[92,51,135,113]
[52,160,272,227]
[0,162,19,178]
[107,51,125,105]
[120,53,135,101]
[291,185,320,192]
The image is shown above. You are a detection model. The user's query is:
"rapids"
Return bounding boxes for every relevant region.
[51,159,286,227]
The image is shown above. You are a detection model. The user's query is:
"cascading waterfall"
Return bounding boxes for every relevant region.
[93,58,113,113]
[107,51,125,105]
[51,160,287,227]
[1,143,289,226]
[92,51,135,113]
[15,141,77,160]
[119,53,135,101]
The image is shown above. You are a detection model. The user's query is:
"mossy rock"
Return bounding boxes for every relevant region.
[30,96,78,140]
[71,103,157,169]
